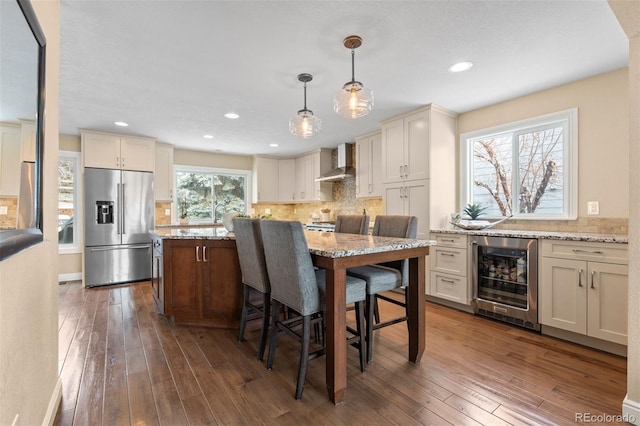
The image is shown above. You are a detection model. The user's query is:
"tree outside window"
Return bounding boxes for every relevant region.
[175,167,248,223]
[462,109,577,220]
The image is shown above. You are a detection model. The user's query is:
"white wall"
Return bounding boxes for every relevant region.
[458,68,629,219]
[0,0,61,424]
[174,148,252,170]
[608,0,640,422]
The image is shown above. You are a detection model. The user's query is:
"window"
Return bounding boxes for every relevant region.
[460,109,577,219]
[58,151,82,252]
[174,165,250,223]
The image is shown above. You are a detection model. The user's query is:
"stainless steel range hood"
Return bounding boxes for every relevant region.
[316,143,355,182]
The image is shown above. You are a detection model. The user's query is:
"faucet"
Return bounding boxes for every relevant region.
[213,203,226,223]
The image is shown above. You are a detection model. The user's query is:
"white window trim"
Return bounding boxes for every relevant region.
[58,150,83,254]
[174,164,252,223]
[460,108,578,220]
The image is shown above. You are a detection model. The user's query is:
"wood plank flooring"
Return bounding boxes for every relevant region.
[54,280,627,425]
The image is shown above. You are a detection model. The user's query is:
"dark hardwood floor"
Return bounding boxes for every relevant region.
[54,280,627,425]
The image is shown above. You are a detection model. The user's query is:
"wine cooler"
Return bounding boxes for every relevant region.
[471,235,539,331]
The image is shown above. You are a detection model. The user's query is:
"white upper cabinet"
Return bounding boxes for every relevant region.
[252,152,331,204]
[154,143,174,201]
[294,150,332,203]
[381,109,432,183]
[355,131,382,198]
[82,130,155,172]
[380,104,458,231]
[252,156,279,203]
[278,158,296,203]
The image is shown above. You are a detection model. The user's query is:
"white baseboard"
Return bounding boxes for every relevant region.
[58,272,81,282]
[623,395,640,425]
[42,378,62,426]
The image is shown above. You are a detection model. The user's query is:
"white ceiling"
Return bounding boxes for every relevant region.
[58,0,628,157]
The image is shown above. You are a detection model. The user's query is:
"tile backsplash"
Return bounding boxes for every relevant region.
[492,217,628,235]
[0,196,18,229]
[252,177,382,223]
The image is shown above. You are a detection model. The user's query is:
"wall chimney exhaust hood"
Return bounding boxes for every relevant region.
[316,143,355,182]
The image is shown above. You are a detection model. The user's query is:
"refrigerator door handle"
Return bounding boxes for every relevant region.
[116,183,122,235]
[89,245,151,252]
[121,183,126,234]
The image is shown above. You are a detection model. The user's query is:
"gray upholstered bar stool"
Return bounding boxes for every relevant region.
[233,217,271,361]
[334,214,370,235]
[347,215,418,363]
[260,220,367,400]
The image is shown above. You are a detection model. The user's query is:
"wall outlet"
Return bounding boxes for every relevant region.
[265,208,271,215]
[164,209,171,216]
[587,201,600,215]
[0,206,7,215]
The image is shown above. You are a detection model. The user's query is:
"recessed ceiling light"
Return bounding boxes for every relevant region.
[203,134,214,139]
[270,143,278,147]
[448,61,473,73]
[224,112,239,119]
[114,121,128,127]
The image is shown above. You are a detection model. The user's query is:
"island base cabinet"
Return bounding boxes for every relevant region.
[540,240,628,346]
[202,243,243,328]
[163,239,242,328]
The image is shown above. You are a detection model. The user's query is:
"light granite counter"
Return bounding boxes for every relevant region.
[304,231,436,258]
[151,226,437,256]
[431,228,628,244]
[151,227,234,240]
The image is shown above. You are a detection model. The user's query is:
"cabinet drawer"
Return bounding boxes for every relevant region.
[430,271,468,304]
[431,246,467,276]
[540,240,628,265]
[431,233,467,249]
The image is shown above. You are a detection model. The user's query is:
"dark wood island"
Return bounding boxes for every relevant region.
[151,227,242,328]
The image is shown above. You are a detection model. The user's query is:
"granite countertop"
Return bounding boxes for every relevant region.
[431,228,628,244]
[304,231,436,258]
[151,227,234,240]
[151,227,437,257]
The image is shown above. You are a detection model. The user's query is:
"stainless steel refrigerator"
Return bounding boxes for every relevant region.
[84,167,154,287]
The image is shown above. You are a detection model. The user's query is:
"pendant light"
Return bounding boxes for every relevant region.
[334,35,374,119]
[289,73,321,139]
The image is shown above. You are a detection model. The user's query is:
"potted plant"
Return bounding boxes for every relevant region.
[463,203,487,221]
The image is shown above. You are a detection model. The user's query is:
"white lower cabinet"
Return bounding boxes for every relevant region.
[384,179,430,239]
[539,240,628,345]
[429,233,470,305]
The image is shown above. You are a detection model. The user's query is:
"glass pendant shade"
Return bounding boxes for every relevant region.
[290,73,321,139]
[289,109,321,139]
[334,35,373,119]
[334,81,374,119]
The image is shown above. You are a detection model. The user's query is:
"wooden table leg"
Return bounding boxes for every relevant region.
[408,256,426,363]
[324,266,347,404]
